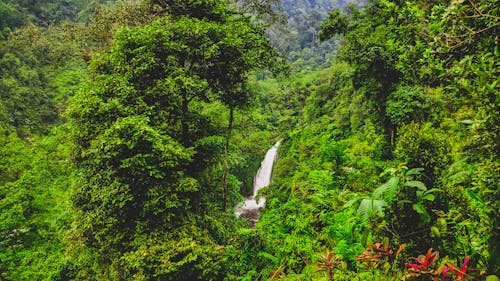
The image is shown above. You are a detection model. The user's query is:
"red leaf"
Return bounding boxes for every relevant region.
[405,263,423,270]
[442,265,449,277]
[461,256,469,273]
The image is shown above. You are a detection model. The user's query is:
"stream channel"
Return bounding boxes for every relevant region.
[234,140,281,227]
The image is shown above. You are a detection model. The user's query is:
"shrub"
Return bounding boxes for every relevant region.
[395,122,450,186]
[386,85,433,128]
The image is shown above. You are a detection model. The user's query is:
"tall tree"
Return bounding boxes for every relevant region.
[67,1,281,278]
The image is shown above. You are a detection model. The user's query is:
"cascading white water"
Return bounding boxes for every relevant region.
[235,140,281,226]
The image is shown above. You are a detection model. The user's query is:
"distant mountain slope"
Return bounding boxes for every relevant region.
[281,0,348,15]
[268,0,362,70]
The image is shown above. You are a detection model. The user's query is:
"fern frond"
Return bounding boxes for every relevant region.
[344,196,361,209]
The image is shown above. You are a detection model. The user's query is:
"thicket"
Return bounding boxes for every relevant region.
[0,0,283,279]
[237,0,499,280]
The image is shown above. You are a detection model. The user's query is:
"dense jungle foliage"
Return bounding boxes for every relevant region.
[0,0,498,280]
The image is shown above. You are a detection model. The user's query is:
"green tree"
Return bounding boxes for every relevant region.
[0,0,24,36]
[0,24,85,135]
[318,8,349,41]
[67,1,280,277]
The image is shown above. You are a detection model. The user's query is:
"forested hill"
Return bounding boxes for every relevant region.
[268,0,363,69]
[281,0,350,15]
[0,0,499,280]
[0,0,119,32]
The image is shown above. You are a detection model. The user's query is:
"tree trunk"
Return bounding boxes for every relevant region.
[221,107,234,212]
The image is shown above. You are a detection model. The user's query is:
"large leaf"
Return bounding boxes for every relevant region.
[412,203,430,223]
[373,177,400,201]
[405,168,424,176]
[421,193,435,202]
[357,198,387,222]
[404,180,426,191]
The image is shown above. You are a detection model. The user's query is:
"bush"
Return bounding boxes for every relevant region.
[395,122,451,186]
[386,85,433,128]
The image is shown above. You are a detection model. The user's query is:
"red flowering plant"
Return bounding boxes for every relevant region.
[356,238,406,269]
[404,248,440,278]
[404,248,470,281]
[442,256,469,280]
[316,249,344,280]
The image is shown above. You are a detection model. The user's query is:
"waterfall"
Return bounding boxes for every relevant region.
[235,140,282,226]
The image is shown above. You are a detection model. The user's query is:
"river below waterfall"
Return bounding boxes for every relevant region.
[235,140,281,227]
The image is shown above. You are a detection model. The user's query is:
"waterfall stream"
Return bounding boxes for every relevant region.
[235,140,281,227]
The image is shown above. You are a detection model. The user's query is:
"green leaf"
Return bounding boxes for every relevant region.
[412,203,425,214]
[465,189,484,205]
[421,193,435,201]
[485,275,499,281]
[373,177,400,201]
[412,203,430,223]
[416,190,423,198]
[357,198,371,222]
[344,197,361,209]
[431,226,440,237]
[459,119,474,125]
[405,168,424,176]
[380,167,398,177]
[425,188,442,194]
[257,251,279,265]
[357,198,387,222]
[404,180,426,191]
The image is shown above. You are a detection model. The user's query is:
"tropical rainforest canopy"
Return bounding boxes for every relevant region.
[0,0,498,280]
